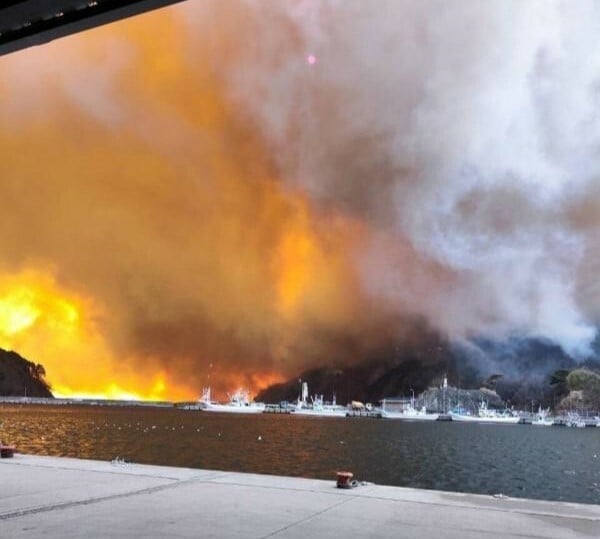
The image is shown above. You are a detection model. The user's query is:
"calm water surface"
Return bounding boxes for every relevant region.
[1,405,599,504]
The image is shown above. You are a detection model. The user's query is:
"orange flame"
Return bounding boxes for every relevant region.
[0,270,289,401]
[0,270,191,401]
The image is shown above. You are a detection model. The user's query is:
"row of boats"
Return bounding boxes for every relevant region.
[196,385,600,426]
[198,386,346,418]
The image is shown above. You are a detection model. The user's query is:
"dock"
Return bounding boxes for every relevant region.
[1,454,598,538]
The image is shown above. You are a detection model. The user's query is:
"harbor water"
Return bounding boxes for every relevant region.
[1,405,599,504]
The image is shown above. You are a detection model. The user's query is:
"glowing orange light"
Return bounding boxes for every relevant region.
[0,288,41,336]
[250,372,285,394]
[0,270,193,401]
[276,230,316,317]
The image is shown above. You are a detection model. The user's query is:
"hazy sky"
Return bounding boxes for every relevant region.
[0,1,598,399]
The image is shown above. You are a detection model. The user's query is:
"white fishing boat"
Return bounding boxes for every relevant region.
[450,401,520,424]
[292,383,347,418]
[381,397,438,421]
[293,400,347,418]
[198,387,265,414]
[532,406,553,427]
[565,413,586,428]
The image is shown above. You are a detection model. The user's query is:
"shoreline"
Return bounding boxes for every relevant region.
[0,396,175,408]
[1,454,598,538]
[2,398,599,428]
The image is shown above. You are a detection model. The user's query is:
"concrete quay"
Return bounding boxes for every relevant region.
[1,455,598,538]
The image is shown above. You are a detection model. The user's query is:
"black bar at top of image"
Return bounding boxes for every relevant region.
[0,0,186,57]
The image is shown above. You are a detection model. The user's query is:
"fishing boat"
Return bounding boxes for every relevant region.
[293,398,347,418]
[292,383,347,418]
[198,387,265,414]
[450,401,520,424]
[532,406,553,427]
[565,413,586,428]
[381,397,438,421]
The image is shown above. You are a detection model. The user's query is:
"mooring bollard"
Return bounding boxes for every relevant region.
[336,471,354,489]
[0,444,15,458]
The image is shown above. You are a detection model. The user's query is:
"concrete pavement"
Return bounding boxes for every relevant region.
[1,454,598,538]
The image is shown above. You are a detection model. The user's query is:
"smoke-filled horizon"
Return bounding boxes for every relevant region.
[0,1,598,399]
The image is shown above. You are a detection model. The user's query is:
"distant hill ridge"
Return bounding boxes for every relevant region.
[256,356,450,406]
[256,338,600,410]
[0,348,53,398]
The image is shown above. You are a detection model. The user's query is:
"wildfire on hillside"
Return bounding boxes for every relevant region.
[0,2,598,400]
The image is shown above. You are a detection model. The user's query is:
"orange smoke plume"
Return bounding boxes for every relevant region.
[0,4,395,401]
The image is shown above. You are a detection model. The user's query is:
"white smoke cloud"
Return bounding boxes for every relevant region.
[180,0,600,356]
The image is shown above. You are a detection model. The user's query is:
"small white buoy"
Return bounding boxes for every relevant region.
[257,436,262,441]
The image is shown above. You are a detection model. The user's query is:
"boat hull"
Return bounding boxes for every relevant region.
[383,412,439,421]
[200,404,265,414]
[450,414,520,424]
[292,409,347,418]
[532,420,554,426]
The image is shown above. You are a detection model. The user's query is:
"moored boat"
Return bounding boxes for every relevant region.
[532,406,553,427]
[293,402,347,418]
[381,399,438,421]
[198,387,265,414]
[565,413,587,428]
[450,401,520,424]
[292,383,347,418]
